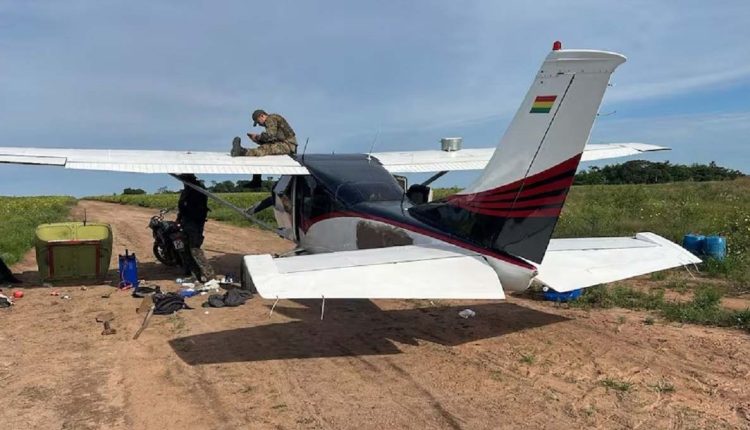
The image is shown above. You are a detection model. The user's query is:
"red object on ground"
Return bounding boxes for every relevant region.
[12,290,24,299]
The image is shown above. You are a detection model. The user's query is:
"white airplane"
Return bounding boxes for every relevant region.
[0,44,700,302]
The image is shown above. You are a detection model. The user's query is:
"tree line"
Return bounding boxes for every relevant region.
[574,160,744,185]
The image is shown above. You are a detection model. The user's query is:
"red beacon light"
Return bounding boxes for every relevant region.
[552,40,562,51]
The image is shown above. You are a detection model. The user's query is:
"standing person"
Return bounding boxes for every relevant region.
[176,174,215,281]
[230,109,298,189]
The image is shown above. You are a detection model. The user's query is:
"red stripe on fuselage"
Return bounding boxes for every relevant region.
[456,193,567,209]
[446,153,581,204]
[303,210,536,270]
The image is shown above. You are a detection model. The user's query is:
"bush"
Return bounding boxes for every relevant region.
[123,188,146,195]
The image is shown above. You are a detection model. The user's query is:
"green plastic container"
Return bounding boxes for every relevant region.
[35,222,113,284]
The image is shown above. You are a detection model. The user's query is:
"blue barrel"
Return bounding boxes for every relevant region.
[682,234,705,256]
[703,236,727,261]
[118,250,139,289]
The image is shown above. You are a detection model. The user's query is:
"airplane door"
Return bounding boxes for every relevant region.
[271,175,296,241]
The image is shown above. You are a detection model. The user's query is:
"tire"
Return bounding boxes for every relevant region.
[153,243,179,267]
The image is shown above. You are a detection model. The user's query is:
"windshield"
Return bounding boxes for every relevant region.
[300,154,405,206]
[334,181,405,205]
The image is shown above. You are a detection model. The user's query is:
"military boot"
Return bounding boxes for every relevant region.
[190,248,216,282]
[230,136,247,157]
[249,174,263,190]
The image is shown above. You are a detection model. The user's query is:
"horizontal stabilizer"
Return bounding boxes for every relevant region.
[243,245,504,299]
[536,232,701,292]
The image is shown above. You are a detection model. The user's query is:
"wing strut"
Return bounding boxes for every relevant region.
[420,170,448,187]
[170,174,276,232]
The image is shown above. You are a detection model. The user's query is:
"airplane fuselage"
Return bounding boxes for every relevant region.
[269,154,538,292]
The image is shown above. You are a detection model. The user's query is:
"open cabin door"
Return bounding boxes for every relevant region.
[272,175,296,241]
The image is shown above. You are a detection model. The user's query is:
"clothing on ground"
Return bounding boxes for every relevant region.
[202,288,253,308]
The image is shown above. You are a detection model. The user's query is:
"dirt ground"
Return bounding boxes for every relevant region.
[1,200,749,430]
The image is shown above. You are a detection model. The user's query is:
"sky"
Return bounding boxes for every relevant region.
[0,0,748,196]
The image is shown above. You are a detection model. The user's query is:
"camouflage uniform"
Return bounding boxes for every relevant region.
[246,113,297,156]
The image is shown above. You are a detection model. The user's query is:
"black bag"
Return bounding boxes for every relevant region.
[152,292,192,315]
[202,289,252,308]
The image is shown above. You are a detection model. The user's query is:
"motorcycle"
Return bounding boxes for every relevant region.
[148,209,204,280]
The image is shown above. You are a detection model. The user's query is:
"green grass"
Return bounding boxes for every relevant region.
[600,378,632,392]
[572,284,750,332]
[555,178,750,287]
[86,192,276,226]
[519,353,536,364]
[0,196,77,265]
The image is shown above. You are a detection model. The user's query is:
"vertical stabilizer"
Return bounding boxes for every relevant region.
[411,47,625,263]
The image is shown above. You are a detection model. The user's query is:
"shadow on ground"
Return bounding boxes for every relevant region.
[170,300,569,364]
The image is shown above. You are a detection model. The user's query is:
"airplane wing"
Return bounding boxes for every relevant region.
[0,147,309,175]
[536,232,701,292]
[0,142,666,175]
[243,244,505,299]
[373,143,668,173]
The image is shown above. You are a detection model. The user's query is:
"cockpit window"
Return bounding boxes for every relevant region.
[299,154,405,206]
[334,181,405,205]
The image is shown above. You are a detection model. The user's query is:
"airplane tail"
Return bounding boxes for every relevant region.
[410,46,626,263]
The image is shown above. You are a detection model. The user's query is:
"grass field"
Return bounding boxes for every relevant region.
[0,196,77,265]
[556,178,750,287]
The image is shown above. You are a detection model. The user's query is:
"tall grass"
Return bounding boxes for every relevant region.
[555,178,750,286]
[0,196,77,265]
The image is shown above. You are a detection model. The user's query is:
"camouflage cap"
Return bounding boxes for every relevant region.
[252,109,267,126]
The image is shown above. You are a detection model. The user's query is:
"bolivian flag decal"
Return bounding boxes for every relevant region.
[530,95,557,113]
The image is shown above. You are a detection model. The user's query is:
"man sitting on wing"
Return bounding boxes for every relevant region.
[230,109,297,157]
[230,109,298,189]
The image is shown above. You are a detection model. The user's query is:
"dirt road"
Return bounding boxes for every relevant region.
[1,200,749,429]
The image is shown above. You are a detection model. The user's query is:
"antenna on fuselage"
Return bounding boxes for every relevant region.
[366,128,381,163]
[301,137,310,161]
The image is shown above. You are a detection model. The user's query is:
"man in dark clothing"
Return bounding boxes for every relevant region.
[176,174,215,281]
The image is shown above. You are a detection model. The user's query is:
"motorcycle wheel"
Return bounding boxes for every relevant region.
[153,243,179,267]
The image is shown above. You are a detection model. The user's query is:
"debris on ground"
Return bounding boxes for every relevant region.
[0,292,13,308]
[202,289,253,308]
[12,290,23,299]
[132,285,160,298]
[152,292,192,315]
[201,279,221,292]
[61,295,72,300]
[458,309,476,319]
[96,311,116,335]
